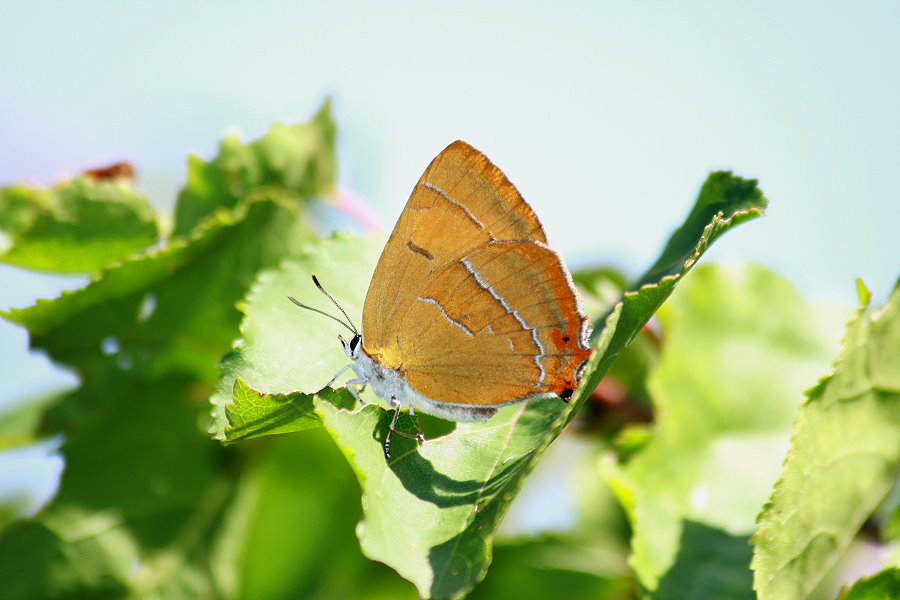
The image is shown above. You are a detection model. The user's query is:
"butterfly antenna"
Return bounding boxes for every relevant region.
[310,275,360,335]
[287,294,356,335]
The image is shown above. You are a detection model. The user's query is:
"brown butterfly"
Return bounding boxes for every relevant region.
[292,141,591,456]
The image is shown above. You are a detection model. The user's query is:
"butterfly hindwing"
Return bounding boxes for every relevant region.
[396,240,591,406]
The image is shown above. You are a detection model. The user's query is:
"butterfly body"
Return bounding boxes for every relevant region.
[342,337,501,422]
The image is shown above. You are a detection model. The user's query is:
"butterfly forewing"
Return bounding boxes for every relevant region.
[362,141,546,350]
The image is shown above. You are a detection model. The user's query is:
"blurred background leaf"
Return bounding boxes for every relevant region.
[837,567,900,600]
[752,282,900,600]
[0,174,158,273]
[173,102,336,237]
[0,105,341,599]
[605,264,847,598]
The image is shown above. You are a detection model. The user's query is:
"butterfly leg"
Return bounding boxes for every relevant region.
[344,377,369,407]
[384,398,401,459]
[325,365,370,407]
[384,398,425,458]
[406,407,425,444]
[325,364,352,388]
[391,407,424,443]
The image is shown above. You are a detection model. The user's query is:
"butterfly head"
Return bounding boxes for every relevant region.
[339,333,363,360]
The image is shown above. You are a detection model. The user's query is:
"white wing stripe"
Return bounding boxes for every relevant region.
[460,258,546,386]
[417,296,474,337]
[422,182,495,238]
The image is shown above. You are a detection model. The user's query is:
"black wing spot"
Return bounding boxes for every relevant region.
[560,388,574,401]
[406,241,435,260]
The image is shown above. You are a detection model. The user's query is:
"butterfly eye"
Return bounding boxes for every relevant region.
[349,334,361,354]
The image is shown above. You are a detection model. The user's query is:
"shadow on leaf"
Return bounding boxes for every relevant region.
[225,382,355,442]
[385,441,532,508]
[654,520,753,600]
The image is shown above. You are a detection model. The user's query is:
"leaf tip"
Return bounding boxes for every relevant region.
[854,278,871,306]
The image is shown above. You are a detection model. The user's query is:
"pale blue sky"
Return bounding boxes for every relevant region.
[1,2,898,408]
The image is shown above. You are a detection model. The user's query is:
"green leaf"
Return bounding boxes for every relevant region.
[210,233,385,440]
[212,428,420,600]
[637,171,768,287]
[883,490,900,541]
[317,395,566,600]
[752,281,900,600]
[605,264,842,598]
[224,379,354,442]
[837,567,900,600]
[173,100,336,237]
[216,171,767,598]
[585,171,767,368]
[2,103,337,386]
[0,376,226,599]
[0,395,61,450]
[653,522,755,598]
[468,537,633,600]
[0,107,341,598]
[3,193,316,387]
[0,521,131,600]
[0,177,158,273]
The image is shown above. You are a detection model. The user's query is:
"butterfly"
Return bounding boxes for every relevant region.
[291,141,592,457]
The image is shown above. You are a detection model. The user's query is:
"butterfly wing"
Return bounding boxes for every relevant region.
[394,240,591,406]
[362,141,590,409]
[362,141,546,350]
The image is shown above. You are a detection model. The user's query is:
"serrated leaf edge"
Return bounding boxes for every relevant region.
[749,282,876,596]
